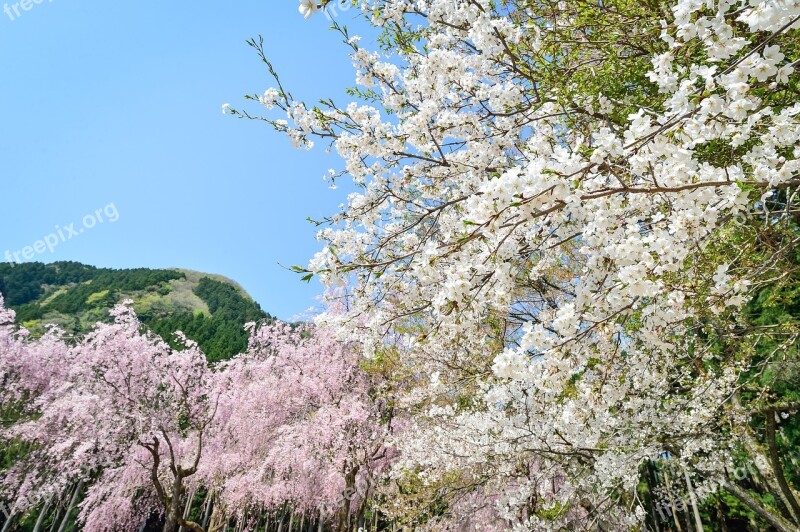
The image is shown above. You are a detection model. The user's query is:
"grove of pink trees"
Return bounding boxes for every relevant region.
[0,296,388,532]
[196,320,391,531]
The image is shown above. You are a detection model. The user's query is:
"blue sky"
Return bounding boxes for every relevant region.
[0,1,366,320]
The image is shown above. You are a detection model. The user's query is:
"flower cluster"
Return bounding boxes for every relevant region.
[249,0,800,527]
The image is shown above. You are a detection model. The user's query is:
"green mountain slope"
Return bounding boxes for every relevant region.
[0,261,272,362]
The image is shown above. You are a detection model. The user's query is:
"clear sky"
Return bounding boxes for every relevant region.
[0,1,365,320]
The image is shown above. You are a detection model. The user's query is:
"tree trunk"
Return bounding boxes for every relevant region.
[0,513,16,532]
[48,507,62,532]
[209,501,226,532]
[723,482,797,532]
[717,502,728,532]
[163,474,184,532]
[645,462,662,531]
[179,488,196,532]
[662,467,683,532]
[683,469,704,532]
[201,494,213,531]
[338,466,359,532]
[765,410,800,524]
[164,511,180,532]
[356,500,366,531]
[733,396,796,522]
[277,505,287,532]
[57,480,82,532]
[32,496,52,532]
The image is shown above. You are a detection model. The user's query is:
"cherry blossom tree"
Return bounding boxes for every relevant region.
[0,296,77,531]
[231,0,800,528]
[4,0,800,527]
[1,295,391,532]
[1,301,218,532]
[198,319,390,531]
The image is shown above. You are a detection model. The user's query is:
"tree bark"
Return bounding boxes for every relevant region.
[723,482,797,532]
[162,473,182,532]
[733,395,796,521]
[765,409,800,524]
[164,510,180,532]
[338,466,359,532]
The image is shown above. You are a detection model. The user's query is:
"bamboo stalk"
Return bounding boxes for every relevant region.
[179,488,196,532]
[32,496,53,532]
[201,493,213,531]
[662,467,683,532]
[683,469,704,532]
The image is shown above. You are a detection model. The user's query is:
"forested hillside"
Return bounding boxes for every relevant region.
[0,262,272,361]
